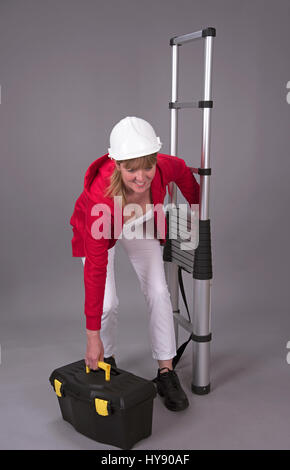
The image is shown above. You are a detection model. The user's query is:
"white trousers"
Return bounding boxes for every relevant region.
[82,235,177,361]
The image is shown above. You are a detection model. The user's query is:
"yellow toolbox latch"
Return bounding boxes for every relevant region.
[54,379,63,397]
[95,398,110,416]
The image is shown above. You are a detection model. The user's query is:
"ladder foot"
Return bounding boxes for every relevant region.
[191,383,211,395]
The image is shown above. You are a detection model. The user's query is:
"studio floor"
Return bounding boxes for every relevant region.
[1,274,289,450]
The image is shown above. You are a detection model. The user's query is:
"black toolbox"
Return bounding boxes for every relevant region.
[49,359,157,449]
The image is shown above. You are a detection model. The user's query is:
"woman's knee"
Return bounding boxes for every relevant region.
[143,282,170,301]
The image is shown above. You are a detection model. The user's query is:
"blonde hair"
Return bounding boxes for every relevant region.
[104,153,157,208]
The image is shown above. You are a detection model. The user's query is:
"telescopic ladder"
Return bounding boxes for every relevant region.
[163,27,216,395]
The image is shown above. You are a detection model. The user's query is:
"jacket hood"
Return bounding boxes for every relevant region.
[84,153,115,207]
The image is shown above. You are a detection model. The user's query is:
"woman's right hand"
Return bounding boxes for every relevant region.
[85,329,104,370]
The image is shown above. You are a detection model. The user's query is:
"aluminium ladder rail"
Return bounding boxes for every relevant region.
[163,27,215,395]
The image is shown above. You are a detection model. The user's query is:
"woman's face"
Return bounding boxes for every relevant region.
[117,162,156,195]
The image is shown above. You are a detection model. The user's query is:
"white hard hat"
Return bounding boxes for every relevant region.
[108,116,162,161]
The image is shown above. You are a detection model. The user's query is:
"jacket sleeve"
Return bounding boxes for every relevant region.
[83,197,111,331]
[70,191,87,257]
[163,155,200,205]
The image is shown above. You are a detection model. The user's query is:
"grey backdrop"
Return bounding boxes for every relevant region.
[1,0,290,450]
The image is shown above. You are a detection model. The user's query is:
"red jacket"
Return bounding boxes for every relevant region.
[70,153,200,330]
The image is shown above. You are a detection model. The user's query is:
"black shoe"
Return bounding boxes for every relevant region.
[155,367,189,411]
[104,356,117,368]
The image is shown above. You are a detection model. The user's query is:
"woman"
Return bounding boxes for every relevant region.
[70,116,200,411]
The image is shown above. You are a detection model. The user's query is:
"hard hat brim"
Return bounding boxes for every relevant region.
[108,139,162,161]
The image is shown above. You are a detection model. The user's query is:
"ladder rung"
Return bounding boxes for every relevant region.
[171,243,195,262]
[170,217,197,233]
[170,258,193,274]
[169,100,213,109]
[171,239,196,253]
[170,101,199,109]
[173,312,193,333]
[170,27,216,46]
[170,251,194,273]
[168,206,199,222]
[170,233,198,251]
[169,226,197,241]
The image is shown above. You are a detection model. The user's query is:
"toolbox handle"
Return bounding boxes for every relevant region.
[85,361,111,381]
